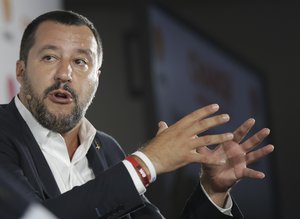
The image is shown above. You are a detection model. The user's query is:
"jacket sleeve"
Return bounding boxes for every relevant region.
[180,184,244,219]
[44,163,148,219]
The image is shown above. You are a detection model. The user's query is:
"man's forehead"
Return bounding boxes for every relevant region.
[32,21,98,54]
[34,21,95,40]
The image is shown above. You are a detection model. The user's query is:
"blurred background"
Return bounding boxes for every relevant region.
[1,1,299,219]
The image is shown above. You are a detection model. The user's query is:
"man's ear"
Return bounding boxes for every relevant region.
[16,60,25,84]
[97,69,101,77]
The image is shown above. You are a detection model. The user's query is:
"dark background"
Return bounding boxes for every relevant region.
[64,1,299,219]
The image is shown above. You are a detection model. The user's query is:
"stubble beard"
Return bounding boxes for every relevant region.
[22,72,97,134]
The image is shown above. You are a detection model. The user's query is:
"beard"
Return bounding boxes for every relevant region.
[22,72,97,134]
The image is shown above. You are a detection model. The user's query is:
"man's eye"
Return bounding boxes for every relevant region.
[74,59,87,66]
[42,55,56,62]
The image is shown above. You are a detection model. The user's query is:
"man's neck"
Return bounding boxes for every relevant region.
[62,123,81,160]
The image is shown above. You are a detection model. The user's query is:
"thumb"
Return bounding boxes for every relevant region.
[156,121,168,135]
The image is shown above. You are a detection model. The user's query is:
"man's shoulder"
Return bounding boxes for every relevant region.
[0,101,22,132]
[0,99,17,116]
[0,103,9,112]
[0,103,12,121]
[94,130,126,158]
[95,131,122,150]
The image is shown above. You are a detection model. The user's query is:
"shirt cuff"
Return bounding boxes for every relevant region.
[200,182,233,216]
[132,151,157,183]
[122,160,146,195]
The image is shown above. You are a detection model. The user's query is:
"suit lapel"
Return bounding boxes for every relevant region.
[23,134,61,198]
[87,137,108,177]
[9,100,61,198]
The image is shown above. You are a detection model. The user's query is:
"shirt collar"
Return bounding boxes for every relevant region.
[15,96,49,146]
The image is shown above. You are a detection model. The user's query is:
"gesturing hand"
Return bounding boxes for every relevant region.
[140,104,234,175]
[199,118,274,205]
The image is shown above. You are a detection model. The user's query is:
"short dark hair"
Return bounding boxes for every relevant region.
[19,10,103,65]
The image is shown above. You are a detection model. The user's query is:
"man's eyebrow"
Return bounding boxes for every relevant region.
[76,48,95,58]
[37,45,59,54]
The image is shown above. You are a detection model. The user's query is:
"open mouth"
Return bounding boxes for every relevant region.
[48,89,73,104]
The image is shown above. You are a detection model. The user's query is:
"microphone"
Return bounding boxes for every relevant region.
[26,94,32,101]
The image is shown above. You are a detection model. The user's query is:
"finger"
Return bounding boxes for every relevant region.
[189,133,234,149]
[242,168,265,179]
[233,118,255,143]
[177,104,220,129]
[241,128,270,152]
[196,142,213,153]
[190,151,226,165]
[246,144,274,165]
[186,114,230,136]
[156,121,168,135]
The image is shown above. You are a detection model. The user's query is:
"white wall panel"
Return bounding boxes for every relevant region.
[0,0,62,103]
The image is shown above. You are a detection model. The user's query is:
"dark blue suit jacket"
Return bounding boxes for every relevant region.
[0,99,243,219]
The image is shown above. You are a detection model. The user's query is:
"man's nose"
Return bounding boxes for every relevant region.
[54,61,73,83]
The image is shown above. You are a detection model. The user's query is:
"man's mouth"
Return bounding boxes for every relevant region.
[48,89,73,104]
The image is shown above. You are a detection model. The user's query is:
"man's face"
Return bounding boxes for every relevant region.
[17,21,100,133]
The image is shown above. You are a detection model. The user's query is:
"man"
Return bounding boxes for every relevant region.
[0,10,274,219]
